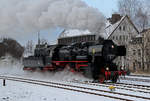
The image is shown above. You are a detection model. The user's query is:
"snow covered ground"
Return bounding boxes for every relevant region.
[0,55,150,101]
[0,79,115,101]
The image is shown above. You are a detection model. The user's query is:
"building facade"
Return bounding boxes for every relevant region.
[58,29,98,45]
[127,36,143,72]
[127,28,150,72]
[141,28,150,72]
[58,34,96,45]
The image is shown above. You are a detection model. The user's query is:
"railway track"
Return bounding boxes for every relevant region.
[130,74,150,78]
[121,77,150,83]
[0,76,150,101]
[115,82,150,90]
[68,80,150,94]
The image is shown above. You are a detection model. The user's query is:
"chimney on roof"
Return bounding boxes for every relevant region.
[108,14,122,24]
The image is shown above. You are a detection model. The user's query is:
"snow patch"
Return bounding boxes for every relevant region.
[59,29,92,38]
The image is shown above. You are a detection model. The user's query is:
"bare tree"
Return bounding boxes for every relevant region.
[135,8,149,31]
[25,40,34,54]
[118,0,141,19]
[40,38,48,45]
[117,0,149,31]
[0,38,24,59]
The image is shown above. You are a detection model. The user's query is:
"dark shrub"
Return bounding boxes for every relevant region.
[0,38,24,59]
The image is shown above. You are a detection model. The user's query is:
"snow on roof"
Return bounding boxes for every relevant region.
[136,34,142,38]
[59,29,92,38]
[104,16,126,39]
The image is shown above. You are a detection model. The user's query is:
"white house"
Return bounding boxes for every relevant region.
[105,14,139,45]
[104,14,139,69]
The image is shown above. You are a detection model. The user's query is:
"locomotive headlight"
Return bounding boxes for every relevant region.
[106,67,109,71]
[112,45,114,48]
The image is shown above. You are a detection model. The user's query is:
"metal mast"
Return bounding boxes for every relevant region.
[38,31,40,45]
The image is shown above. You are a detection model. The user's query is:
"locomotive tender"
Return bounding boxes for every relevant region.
[23,39,126,83]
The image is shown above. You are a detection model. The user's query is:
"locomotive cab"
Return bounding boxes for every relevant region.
[90,40,126,83]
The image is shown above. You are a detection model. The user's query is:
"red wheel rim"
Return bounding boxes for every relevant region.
[99,76,105,83]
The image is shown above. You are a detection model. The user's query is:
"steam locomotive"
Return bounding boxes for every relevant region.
[23,39,126,83]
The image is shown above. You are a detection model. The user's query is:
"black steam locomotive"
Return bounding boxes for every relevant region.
[23,39,126,83]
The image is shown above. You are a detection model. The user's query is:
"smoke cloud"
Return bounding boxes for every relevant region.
[0,0,106,40]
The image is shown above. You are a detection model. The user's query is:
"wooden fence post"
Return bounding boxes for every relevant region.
[3,79,6,86]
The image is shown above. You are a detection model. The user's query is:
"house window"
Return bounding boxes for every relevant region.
[112,36,114,40]
[90,36,92,41]
[119,26,121,31]
[123,26,126,31]
[81,37,83,41]
[83,36,86,41]
[116,36,118,40]
[88,36,90,41]
[148,38,150,42]
[138,49,141,57]
[91,36,94,41]
[123,35,125,41]
[74,37,77,42]
[120,36,122,40]
[86,36,88,41]
[138,62,141,68]
[126,36,128,41]
[79,37,81,42]
[146,49,149,55]
[133,62,136,71]
[133,50,136,55]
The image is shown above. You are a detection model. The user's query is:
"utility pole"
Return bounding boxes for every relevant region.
[38,31,40,45]
[3,79,6,86]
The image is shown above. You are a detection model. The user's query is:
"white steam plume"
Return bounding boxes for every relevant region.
[0,0,106,38]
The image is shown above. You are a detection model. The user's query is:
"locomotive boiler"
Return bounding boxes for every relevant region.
[23,40,126,83]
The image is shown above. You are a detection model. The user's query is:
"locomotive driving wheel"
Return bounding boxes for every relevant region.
[111,74,118,83]
[64,64,70,70]
[99,75,105,83]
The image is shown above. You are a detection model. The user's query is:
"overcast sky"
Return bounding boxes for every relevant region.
[82,0,118,17]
